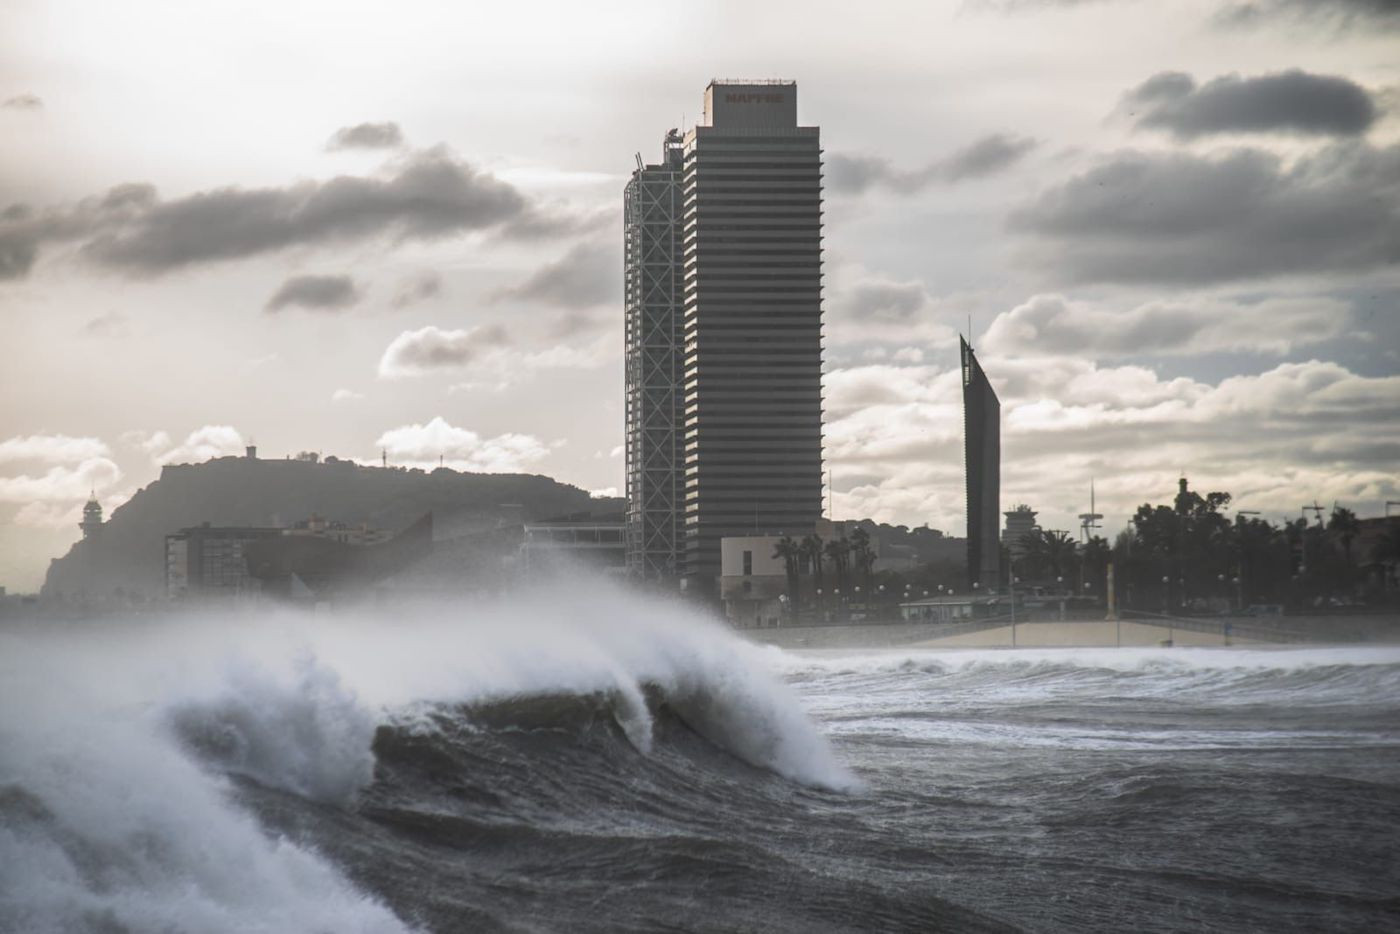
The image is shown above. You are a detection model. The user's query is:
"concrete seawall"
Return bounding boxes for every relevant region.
[743,614,1400,651]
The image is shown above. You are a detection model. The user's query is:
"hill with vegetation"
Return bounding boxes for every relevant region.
[42,455,620,601]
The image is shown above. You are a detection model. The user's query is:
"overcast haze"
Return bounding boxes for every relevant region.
[2,0,1398,590]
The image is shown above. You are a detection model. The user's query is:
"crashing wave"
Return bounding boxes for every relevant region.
[0,581,856,931]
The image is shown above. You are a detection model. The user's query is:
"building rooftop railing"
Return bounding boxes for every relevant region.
[708,78,795,87]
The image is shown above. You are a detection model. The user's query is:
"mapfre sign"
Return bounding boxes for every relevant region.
[725,92,784,104]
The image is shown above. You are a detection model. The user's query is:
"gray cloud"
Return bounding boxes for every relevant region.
[550,310,608,337]
[981,293,1350,358]
[971,0,1400,33]
[0,223,40,278]
[265,274,362,312]
[326,121,404,150]
[1010,142,1400,284]
[2,94,42,110]
[378,324,510,378]
[839,279,929,319]
[1123,70,1378,139]
[390,270,442,308]
[1217,0,1400,31]
[0,187,156,279]
[962,0,1113,10]
[495,241,619,308]
[941,133,1041,182]
[0,147,586,280]
[828,133,1037,195]
[81,312,131,338]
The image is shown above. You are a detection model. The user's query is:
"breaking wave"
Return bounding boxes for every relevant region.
[0,582,855,933]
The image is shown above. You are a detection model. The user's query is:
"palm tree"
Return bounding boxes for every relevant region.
[850,527,875,588]
[1328,506,1361,568]
[1044,530,1077,580]
[1081,535,1110,595]
[772,536,801,617]
[825,537,851,592]
[1018,529,1049,578]
[801,534,825,594]
[1369,524,1400,591]
[1019,528,1076,582]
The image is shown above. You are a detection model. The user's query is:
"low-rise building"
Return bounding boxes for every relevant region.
[520,513,626,574]
[166,515,397,601]
[719,535,788,628]
[899,593,1002,623]
[165,523,283,601]
[285,514,392,546]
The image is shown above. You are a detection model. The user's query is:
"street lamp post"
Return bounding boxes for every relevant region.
[1162,575,1174,646]
[1010,576,1020,647]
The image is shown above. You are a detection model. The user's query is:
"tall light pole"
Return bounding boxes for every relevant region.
[1010,575,1020,647]
[1161,574,1173,645]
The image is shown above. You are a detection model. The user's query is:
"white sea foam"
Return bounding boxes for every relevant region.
[769,642,1400,755]
[166,653,378,806]
[0,579,854,932]
[0,636,409,933]
[768,643,1400,681]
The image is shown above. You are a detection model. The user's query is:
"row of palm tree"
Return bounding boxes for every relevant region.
[772,529,878,615]
[1012,528,1080,581]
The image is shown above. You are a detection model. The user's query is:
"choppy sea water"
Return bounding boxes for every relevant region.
[2,590,1398,933]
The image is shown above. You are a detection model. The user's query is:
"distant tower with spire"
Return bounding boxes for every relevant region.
[80,492,103,539]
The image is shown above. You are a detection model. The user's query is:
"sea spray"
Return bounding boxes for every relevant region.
[0,577,857,931]
[0,630,410,934]
[166,651,378,806]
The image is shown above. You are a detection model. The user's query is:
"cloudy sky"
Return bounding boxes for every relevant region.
[2,0,1398,590]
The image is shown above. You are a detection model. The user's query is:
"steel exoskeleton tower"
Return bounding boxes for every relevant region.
[623,131,685,579]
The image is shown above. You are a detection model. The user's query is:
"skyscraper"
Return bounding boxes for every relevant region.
[624,81,824,591]
[962,336,1000,589]
[623,131,685,579]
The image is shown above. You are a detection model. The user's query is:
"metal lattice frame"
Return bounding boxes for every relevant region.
[623,139,684,580]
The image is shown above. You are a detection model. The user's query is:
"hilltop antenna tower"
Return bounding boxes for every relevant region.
[1078,480,1103,542]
